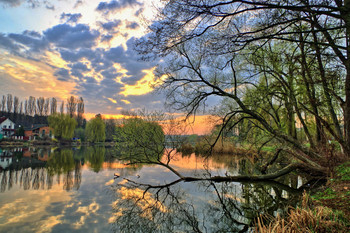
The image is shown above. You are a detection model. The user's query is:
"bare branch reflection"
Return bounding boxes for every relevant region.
[112,174,309,232]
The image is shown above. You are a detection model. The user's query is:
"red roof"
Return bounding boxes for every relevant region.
[0,117,8,124]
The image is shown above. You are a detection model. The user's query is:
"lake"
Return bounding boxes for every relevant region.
[0,146,310,232]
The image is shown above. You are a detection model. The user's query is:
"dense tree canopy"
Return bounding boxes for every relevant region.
[137,0,350,173]
[116,117,165,163]
[48,113,77,140]
[85,114,106,142]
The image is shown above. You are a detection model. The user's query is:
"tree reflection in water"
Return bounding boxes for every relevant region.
[0,148,85,192]
[111,157,309,233]
[85,146,105,173]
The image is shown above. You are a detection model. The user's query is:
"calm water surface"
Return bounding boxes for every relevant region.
[0,146,308,232]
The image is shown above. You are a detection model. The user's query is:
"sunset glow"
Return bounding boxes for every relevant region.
[0,0,213,135]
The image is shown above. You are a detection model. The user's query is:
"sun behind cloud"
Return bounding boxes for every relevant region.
[120,67,160,96]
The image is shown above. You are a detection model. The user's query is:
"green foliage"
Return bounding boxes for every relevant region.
[104,119,116,141]
[74,127,86,142]
[85,115,106,142]
[336,162,350,181]
[116,117,165,163]
[48,113,77,139]
[15,126,25,136]
[85,146,105,172]
[47,149,75,175]
[312,188,337,201]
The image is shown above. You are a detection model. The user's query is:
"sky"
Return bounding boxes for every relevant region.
[0,0,217,134]
[0,0,163,115]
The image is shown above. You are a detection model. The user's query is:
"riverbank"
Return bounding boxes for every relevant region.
[255,161,350,232]
[0,139,117,147]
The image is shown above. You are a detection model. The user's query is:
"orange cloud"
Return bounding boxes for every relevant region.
[120,67,160,96]
[0,53,75,100]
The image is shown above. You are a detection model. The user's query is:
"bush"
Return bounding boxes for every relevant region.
[177,143,194,155]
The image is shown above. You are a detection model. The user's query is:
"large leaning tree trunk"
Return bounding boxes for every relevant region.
[136,0,350,175]
[343,0,350,156]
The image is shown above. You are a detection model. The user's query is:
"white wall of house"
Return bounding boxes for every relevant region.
[0,118,15,136]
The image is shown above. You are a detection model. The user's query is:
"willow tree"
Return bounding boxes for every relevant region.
[116,117,165,163]
[85,114,106,143]
[48,113,77,140]
[137,0,350,176]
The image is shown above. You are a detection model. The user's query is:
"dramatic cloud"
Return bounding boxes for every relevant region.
[96,0,143,14]
[0,0,22,7]
[0,0,55,9]
[60,13,83,24]
[101,20,122,31]
[100,34,113,42]
[54,68,71,81]
[44,24,100,49]
[0,0,168,116]
[8,31,48,52]
[0,33,22,53]
[125,21,139,30]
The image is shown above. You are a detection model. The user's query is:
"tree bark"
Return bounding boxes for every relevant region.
[343,0,350,157]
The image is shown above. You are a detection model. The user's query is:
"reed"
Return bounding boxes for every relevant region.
[255,192,347,233]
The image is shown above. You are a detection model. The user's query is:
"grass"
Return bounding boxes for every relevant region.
[255,161,350,232]
[256,192,349,233]
[336,161,350,181]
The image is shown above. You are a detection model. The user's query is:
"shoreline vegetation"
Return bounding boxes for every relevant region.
[0,138,116,147]
[255,162,350,232]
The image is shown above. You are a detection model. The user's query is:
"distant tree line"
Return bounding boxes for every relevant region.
[0,94,85,128]
[0,93,121,143]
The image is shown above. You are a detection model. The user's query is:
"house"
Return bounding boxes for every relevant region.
[24,124,54,140]
[0,117,15,138]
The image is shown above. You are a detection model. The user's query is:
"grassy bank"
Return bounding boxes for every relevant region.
[255,162,350,232]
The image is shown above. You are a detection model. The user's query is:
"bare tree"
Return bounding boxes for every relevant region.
[137,0,350,175]
[50,97,57,115]
[24,99,28,116]
[43,98,50,116]
[19,101,23,115]
[66,96,76,118]
[77,97,84,126]
[36,97,45,116]
[28,96,36,116]
[13,96,19,115]
[1,95,5,112]
[6,94,12,113]
[60,101,64,114]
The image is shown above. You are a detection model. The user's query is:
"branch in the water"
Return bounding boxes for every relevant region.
[182,163,318,182]
[119,163,324,192]
[125,160,185,179]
